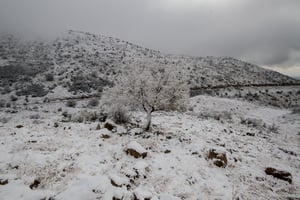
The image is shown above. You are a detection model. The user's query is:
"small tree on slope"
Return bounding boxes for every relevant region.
[102,64,189,131]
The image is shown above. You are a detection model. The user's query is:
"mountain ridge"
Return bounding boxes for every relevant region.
[0,30,298,98]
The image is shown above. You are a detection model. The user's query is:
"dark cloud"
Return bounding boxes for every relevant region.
[0,0,299,76]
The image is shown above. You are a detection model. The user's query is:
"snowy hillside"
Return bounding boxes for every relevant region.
[0,30,298,100]
[0,95,299,199]
[0,30,300,200]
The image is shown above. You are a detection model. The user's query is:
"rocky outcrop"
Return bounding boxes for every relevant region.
[208,148,228,168]
[265,167,292,183]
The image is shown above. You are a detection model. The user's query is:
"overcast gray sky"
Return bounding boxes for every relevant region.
[0,0,299,77]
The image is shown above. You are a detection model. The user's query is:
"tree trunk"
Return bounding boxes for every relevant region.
[144,111,152,131]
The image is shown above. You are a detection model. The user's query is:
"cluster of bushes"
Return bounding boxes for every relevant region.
[241,117,279,133]
[66,100,76,107]
[0,99,6,108]
[63,99,130,124]
[87,99,99,107]
[292,107,300,114]
[199,111,232,122]
[61,110,108,123]
[0,117,11,123]
[240,117,263,128]
[16,84,48,97]
[108,106,130,124]
[69,74,112,93]
[45,73,54,81]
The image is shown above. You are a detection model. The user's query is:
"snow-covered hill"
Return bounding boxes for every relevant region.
[0,30,298,100]
[1,30,300,200]
[0,95,299,199]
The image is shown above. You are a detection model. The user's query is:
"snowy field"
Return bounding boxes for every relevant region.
[0,95,299,199]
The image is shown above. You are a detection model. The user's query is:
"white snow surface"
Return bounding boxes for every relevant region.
[0,95,299,199]
[99,128,112,136]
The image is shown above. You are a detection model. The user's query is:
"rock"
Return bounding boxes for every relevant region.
[165,136,172,140]
[208,148,227,168]
[15,125,24,128]
[125,141,147,158]
[134,161,149,177]
[101,134,110,139]
[29,179,41,189]
[54,122,59,128]
[0,179,8,185]
[164,150,171,154]
[278,148,298,156]
[99,114,107,123]
[129,128,143,135]
[246,132,255,136]
[159,194,181,200]
[96,123,101,130]
[110,174,129,187]
[116,125,127,135]
[8,164,19,169]
[40,197,55,200]
[265,167,292,183]
[104,120,115,131]
[133,187,152,200]
[99,128,111,139]
[287,197,300,200]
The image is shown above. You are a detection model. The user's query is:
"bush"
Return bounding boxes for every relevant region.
[45,73,54,81]
[268,123,279,133]
[87,99,99,107]
[61,111,72,122]
[0,117,11,123]
[29,114,40,119]
[72,115,84,123]
[16,84,48,97]
[199,111,232,122]
[292,107,300,114]
[241,117,263,127]
[108,106,130,124]
[66,100,76,107]
[0,99,6,108]
[10,95,18,102]
[71,110,99,123]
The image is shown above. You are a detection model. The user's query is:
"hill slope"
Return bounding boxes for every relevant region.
[0,30,298,98]
[0,95,299,199]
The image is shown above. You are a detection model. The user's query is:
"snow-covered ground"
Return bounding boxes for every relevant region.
[0,96,299,199]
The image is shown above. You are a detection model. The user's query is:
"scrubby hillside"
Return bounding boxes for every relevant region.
[0,30,298,100]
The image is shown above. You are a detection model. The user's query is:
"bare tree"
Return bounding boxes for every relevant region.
[102,64,189,131]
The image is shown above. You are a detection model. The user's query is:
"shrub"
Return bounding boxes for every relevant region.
[0,99,6,108]
[0,117,11,123]
[16,84,48,97]
[62,111,71,118]
[71,110,99,123]
[29,114,40,119]
[292,107,300,114]
[72,115,84,123]
[66,100,76,107]
[241,117,263,127]
[45,73,54,81]
[87,99,99,107]
[199,111,232,122]
[268,123,279,133]
[10,95,18,102]
[108,106,130,124]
